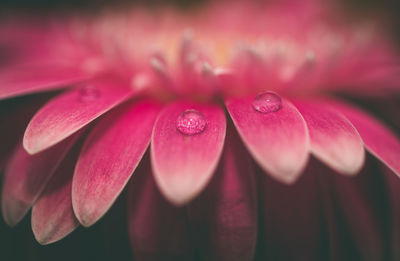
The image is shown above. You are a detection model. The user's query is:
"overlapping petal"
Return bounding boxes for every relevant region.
[72,100,161,227]
[127,157,191,260]
[187,124,257,261]
[317,157,387,261]
[226,96,309,184]
[31,145,80,245]
[293,99,365,175]
[0,95,50,170]
[23,77,133,154]
[329,99,400,177]
[1,133,79,226]
[0,64,89,100]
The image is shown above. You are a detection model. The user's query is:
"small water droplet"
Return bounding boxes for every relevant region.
[252,91,282,113]
[201,62,214,76]
[305,50,316,63]
[176,109,207,135]
[79,85,100,102]
[150,57,166,73]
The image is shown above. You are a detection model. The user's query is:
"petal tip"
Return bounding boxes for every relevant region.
[22,139,37,155]
[32,230,53,245]
[257,151,309,185]
[152,173,201,207]
[269,169,302,185]
[1,198,29,227]
[340,149,366,176]
[72,201,98,227]
[22,128,43,155]
[32,223,73,245]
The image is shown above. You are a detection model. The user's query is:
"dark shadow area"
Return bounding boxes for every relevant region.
[0,184,133,261]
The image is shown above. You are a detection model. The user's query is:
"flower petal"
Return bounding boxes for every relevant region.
[329,99,400,177]
[293,100,365,175]
[151,102,226,205]
[128,157,192,260]
[72,100,161,227]
[31,146,80,245]
[1,133,79,227]
[0,64,88,100]
[23,77,133,154]
[226,96,309,184]
[188,124,257,261]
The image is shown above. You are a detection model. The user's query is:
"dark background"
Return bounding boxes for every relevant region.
[0,0,399,42]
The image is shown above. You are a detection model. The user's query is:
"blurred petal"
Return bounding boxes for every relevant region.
[226,97,309,184]
[329,99,400,177]
[259,158,326,261]
[317,156,388,261]
[23,77,133,154]
[188,123,257,261]
[151,102,226,205]
[31,145,80,245]
[0,95,51,170]
[1,133,79,227]
[0,64,88,100]
[73,100,161,227]
[127,156,192,261]
[294,100,365,175]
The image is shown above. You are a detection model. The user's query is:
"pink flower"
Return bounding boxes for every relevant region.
[1,1,400,260]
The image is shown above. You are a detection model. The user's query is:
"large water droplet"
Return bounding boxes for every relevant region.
[252,91,282,113]
[79,85,100,102]
[176,109,207,135]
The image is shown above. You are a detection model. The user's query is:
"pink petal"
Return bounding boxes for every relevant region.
[31,146,80,245]
[188,124,257,261]
[151,102,226,205]
[1,133,79,227]
[226,96,309,184]
[72,100,161,227]
[128,157,191,260]
[0,64,89,100]
[23,77,133,154]
[293,100,365,175]
[329,99,400,177]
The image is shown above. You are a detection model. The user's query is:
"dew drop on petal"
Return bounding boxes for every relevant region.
[252,91,282,113]
[176,109,207,135]
[78,85,100,102]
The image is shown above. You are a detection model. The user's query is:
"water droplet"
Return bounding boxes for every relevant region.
[252,91,282,113]
[176,109,207,135]
[305,50,316,63]
[150,57,166,73]
[131,73,151,91]
[201,62,214,76]
[79,85,100,102]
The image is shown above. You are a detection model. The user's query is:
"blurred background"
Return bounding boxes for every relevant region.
[0,0,399,42]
